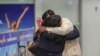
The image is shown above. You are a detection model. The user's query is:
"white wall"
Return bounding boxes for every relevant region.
[35,0,79,30]
[82,0,100,56]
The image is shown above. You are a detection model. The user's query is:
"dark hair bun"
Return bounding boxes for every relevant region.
[42,9,55,20]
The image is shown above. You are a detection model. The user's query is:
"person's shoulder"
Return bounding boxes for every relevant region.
[62,18,72,23]
[62,17,69,19]
[62,18,70,21]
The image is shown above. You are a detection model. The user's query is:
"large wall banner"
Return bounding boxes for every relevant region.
[0,4,34,56]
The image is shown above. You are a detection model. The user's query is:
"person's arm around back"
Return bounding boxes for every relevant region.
[46,18,73,35]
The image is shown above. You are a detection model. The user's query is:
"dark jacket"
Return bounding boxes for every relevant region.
[35,31,65,53]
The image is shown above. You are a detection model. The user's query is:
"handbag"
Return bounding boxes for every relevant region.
[28,33,40,54]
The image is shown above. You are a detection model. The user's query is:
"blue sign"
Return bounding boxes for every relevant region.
[0,4,34,56]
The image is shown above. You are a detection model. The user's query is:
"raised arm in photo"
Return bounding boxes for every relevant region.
[15,6,29,30]
[5,13,11,29]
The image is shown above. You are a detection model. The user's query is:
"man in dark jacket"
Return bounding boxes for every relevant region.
[34,15,79,56]
[34,15,64,56]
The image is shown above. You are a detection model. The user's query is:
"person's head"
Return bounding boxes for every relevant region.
[42,9,55,21]
[11,21,17,28]
[42,15,61,27]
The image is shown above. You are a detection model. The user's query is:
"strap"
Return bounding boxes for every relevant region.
[37,33,40,39]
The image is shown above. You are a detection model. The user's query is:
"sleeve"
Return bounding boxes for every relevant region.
[65,25,80,40]
[46,18,73,35]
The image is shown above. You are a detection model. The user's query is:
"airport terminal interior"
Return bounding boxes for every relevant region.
[0,0,100,56]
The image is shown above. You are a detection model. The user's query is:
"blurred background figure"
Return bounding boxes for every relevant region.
[5,6,29,32]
